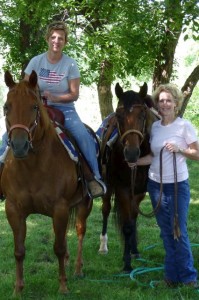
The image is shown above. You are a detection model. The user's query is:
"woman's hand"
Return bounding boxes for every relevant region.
[165,143,180,153]
[43,91,57,102]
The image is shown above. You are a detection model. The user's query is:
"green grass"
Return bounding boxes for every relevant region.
[0,161,199,299]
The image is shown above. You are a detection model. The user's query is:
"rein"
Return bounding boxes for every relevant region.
[130,146,181,240]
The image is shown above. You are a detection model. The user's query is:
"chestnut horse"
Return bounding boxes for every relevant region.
[98,82,157,272]
[2,71,92,295]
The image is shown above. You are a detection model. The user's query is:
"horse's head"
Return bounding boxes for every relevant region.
[115,82,152,164]
[4,71,41,158]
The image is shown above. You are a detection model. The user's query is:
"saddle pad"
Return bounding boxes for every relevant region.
[96,113,118,148]
[54,124,78,163]
[54,123,100,163]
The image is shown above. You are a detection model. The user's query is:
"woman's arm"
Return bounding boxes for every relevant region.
[165,141,199,161]
[43,78,80,103]
[24,73,80,103]
[137,153,153,166]
[127,153,153,168]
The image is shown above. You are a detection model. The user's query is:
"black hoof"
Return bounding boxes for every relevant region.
[122,266,133,274]
[131,253,140,259]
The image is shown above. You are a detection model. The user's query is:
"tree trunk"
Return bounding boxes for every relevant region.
[97,60,114,120]
[152,0,183,91]
[179,65,199,117]
[19,18,32,78]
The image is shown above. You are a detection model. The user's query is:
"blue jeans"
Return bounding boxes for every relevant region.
[53,105,101,179]
[0,132,8,157]
[148,178,197,283]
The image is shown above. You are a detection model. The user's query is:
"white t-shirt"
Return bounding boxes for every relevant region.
[149,117,198,183]
[24,52,80,107]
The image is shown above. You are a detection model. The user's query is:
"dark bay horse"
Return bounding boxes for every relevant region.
[2,71,92,295]
[98,82,157,272]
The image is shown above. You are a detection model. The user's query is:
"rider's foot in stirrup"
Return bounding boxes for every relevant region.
[87,176,107,199]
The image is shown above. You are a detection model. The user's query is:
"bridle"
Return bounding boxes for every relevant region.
[116,104,147,145]
[4,88,41,149]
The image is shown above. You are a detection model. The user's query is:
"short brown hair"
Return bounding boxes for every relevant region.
[45,21,68,43]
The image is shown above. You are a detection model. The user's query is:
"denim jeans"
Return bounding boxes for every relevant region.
[0,132,8,160]
[53,105,101,179]
[148,178,197,283]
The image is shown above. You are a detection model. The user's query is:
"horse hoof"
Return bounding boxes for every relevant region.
[122,267,133,274]
[131,253,140,259]
[74,273,85,279]
[98,249,108,255]
[59,288,70,295]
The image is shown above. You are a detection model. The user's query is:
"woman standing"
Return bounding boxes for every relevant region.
[24,21,106,199]
[137,83,199,287]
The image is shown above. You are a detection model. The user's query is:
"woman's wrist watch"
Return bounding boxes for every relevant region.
[178,146,185,153]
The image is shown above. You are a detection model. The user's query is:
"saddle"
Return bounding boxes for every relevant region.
[43,102,102,197]
[45,105,65,127]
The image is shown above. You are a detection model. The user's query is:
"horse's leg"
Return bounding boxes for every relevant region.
[130,218,140,258]
[5,203,26,296]
[74,196,92,276]
[122,193,146,271]
[53,207,69,294]
[115,188,136,272]
[98,189,112,254]
[122,219,135,272]
[65,239,70,267]
[131,194,146,258]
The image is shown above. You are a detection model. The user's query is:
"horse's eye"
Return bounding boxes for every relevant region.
[33,105,39,111]
[140,112,145,119]
[3,104,9,115]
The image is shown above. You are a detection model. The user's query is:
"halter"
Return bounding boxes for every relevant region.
[116,104,146,144]
[4,88,41,149]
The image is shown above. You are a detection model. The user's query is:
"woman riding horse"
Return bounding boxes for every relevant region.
[2,70,93,295]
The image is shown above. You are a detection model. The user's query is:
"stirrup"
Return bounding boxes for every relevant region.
[87,177,107,199]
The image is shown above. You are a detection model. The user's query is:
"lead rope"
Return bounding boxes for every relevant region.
[130,151,163,218]
[160,146,181,240]
[173,150,181,240]
[130,146,181,240]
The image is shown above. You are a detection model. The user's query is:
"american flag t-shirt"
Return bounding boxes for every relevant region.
[39,68,64,84]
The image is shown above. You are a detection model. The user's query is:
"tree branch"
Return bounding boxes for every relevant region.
[179,65,199,117]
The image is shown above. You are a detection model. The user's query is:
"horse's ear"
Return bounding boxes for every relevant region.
[145,95,156,109]
[139,82,148,98]
[115,83,123,98]
[29,70,38,88]
[4,71,16,89]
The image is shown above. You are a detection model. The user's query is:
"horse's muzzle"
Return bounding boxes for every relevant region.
[10,137,30,158]
[124,146,140,163]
